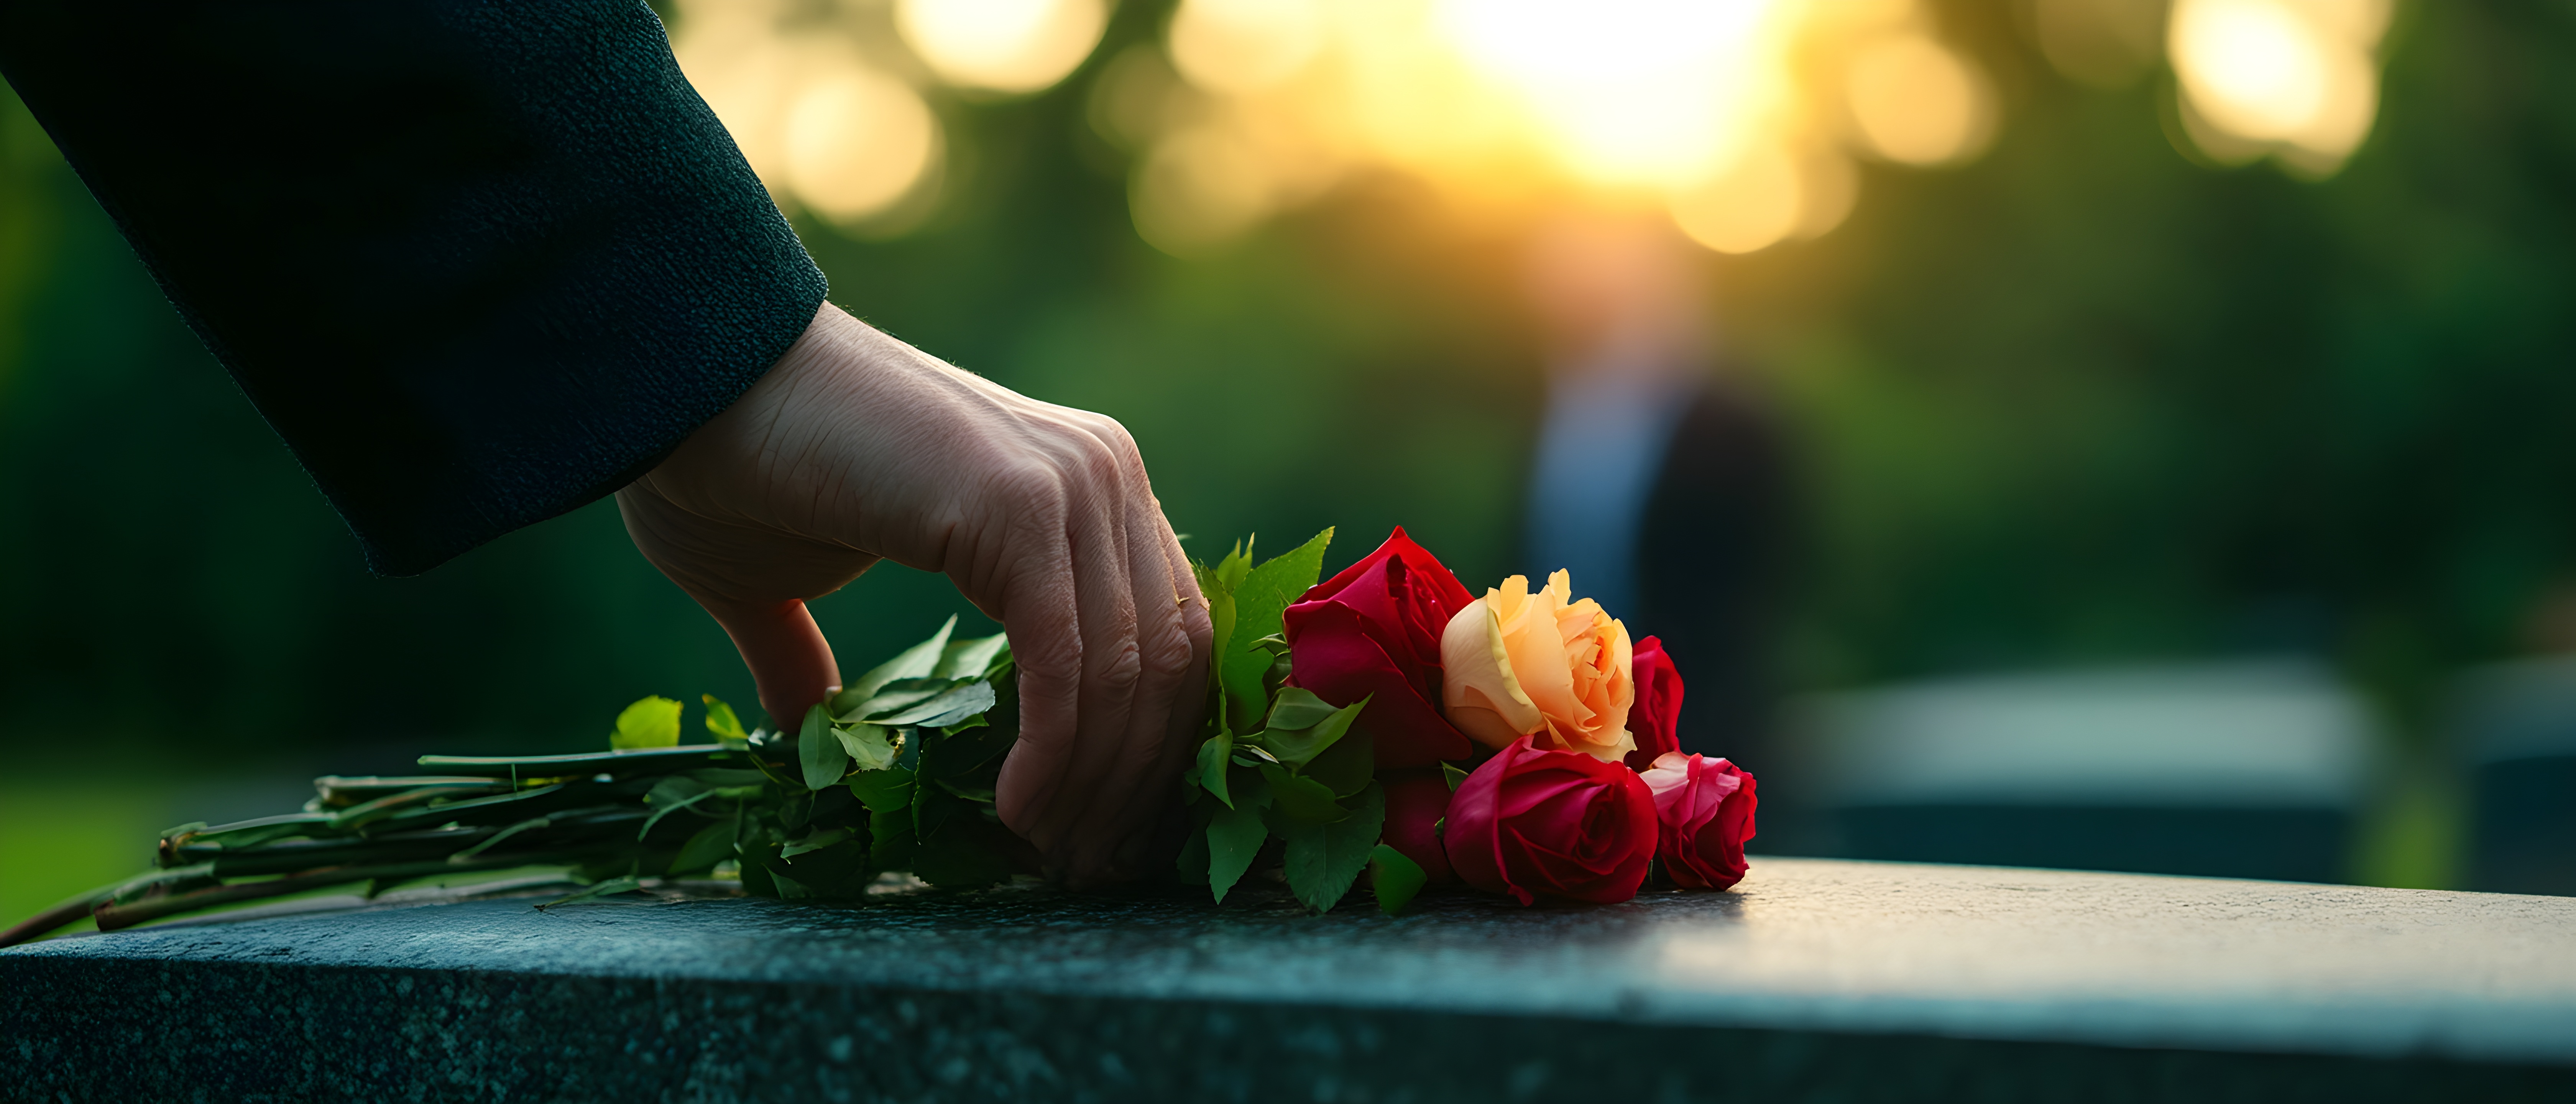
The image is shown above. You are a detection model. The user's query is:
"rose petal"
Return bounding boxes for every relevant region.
[1300,526,1475,621]
[1625,636,1684,772]
[1446,737,1657,905]
[1440,597,1543,748]
[1442,741,1520,899]
[1656,755,1756,891]
[1285,601,1475,768]
[1380,768,1458,885]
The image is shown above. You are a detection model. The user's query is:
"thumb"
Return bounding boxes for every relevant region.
[701,597,843,730]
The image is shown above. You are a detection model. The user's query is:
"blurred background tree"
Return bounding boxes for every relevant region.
[6,0,2573,923]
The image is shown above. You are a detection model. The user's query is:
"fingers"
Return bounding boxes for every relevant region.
[626,307,1214,886]
[615,485,862,730]
[1115,510,1212,874]
[1065,442,1207,881]
[700,597,843,730]
[986,416,1208,888]
[1032,443,1147,885]
[991,483,1083,853]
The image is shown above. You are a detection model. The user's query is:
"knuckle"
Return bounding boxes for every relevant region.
[990,461,1068,517]
[1071,431,1124,485]
[1141,624,1196,680]
[1094,644,1145,695]
[1010,633,1084,683]
[1180,605,1215,649]
[1092,415,1142,463]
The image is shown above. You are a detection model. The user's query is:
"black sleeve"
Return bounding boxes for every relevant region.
[0,0,828,574]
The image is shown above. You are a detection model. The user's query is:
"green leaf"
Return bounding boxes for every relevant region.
[610,696,683,750]
[538,875,642,910]
[835,677,947,723]
[702,694,748,741]
[834,724,900,772]
[1256,692,1367,770]
[779,834,873,896]
[767,865,814,900]
[870,679,996,728]
[1265,686,1343,730]
[798,703,848,791]
[448,816,550,863]
[1206,772,1271,904]
[1260,763,1347,823]
[1263,651,1294,700]
[934,632,1012,680]
[1194,540,1254,713]
[1442,761,1471,792]
[833,615,958,715]
[913,775,961,841]
[1280,780,1384,914]
[848,766,916,813]
[1196,732,1234,808]
[933,778,996,803]
[780,825,852,859]
[670,820,738,875]
[636,788,719,840]
[1176,818,1212,885]
[1222,529,1332,731]
[868,807,918,869]
[739,853,779,898]
[1369,844,1428,915]
[646,773,708,806]
[1215,540,1254,591]
[923,728,1012,786]
[1301,729,1376,799]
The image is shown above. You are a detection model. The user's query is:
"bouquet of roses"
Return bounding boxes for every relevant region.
[1177,527,1756,915]
[0,526,1754,947]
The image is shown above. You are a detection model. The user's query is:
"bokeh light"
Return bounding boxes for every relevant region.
[1843,33,1994,166]
[669,0,945,227]
[2029,0,2166,89]
[1108,0,1994,256]
[893,0,1109,95]
[2168,0,2391,175]
[1436,0,1777,189]
[657,0,2399,250]
[1168,0,1327,95]
[1668,141,1802,255]
[782,67,941,222]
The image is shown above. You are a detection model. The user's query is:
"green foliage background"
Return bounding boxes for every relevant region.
[3,1,2574,910]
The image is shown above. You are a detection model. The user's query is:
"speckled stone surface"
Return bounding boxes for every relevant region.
[7,858,2576,1102]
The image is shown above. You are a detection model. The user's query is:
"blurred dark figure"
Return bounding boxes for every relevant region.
[1518,214,1795,780]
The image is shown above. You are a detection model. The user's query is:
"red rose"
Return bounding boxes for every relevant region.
[1623,636,1684,772]
[1282,528,1477,768]
[1638,752,1757,891]
[1442,736,1657,905]
[1379,768,1457,885]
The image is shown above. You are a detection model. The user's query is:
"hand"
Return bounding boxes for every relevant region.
[616,303,1212,886]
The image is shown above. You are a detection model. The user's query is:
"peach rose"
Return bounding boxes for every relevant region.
[1438,570,1635,762]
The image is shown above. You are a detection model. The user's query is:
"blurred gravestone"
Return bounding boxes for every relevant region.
[2457,656,2576,895]
[1798,660,2373,882]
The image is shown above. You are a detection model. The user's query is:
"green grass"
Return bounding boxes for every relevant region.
[0,778,174,938]
[2352,768,2466,891]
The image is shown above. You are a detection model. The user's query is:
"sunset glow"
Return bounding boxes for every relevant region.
[664,0,2393,251]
